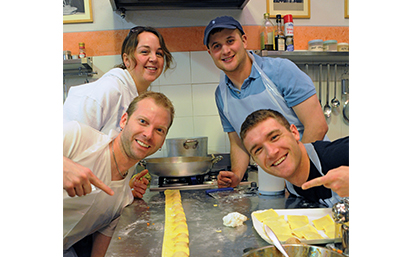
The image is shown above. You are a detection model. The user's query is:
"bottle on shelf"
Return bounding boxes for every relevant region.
[260,13,275,51]
[274,14,285,51]
[79,42,86,58]
[284,14,294,51]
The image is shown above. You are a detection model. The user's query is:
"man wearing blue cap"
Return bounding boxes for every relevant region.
[204,16,328,188]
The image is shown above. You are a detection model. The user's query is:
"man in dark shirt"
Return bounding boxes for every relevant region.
[240,109,349,207]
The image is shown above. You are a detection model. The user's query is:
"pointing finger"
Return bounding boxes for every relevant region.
[89,174,114,196]
[301,176,327,190]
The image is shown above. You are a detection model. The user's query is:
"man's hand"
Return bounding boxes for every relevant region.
[129,169,150,198]
[63,156,114,197]
[219,132,249,189]
[217,171,241,188]
[301,166,349,197]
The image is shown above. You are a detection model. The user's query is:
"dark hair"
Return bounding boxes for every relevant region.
[117,26,173,72]
[125,91,175,131]
[240,109,291,141]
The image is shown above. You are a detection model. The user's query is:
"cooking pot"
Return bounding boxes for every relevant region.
[140,155,222,177]
[242,244,345,257]
[166,137,208,157]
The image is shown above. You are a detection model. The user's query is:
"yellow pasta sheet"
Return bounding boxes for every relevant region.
[162,190,190,257]
[312,214,336,239]
[292,224,323,240]
[324,224,335,239]
[265,221,293,241]
[287,215,309,230]
[312,214,333,230]
[253,208,278,222]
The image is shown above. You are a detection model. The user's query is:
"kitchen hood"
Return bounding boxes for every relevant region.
[109,0,250,12]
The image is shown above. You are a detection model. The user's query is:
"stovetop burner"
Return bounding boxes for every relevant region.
[161,179,187,187]
[159,174,205,187]
[149,166,252,191]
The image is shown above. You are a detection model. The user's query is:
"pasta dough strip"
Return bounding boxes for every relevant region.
[162,190,190,257]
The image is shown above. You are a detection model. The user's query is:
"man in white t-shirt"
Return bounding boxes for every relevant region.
[63,91,175,257]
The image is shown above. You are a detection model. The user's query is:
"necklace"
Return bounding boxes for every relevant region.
[111,142,128,179]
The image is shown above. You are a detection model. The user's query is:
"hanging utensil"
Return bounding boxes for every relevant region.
[264,224,290,257]
[341,66,349,123]
[341,66,349,96]
[323,64,332,118]
[318,64,322,105]
[343,100,349,122]
[331,64,340,108]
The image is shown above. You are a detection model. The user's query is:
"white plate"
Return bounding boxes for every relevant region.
[251,208,340,245]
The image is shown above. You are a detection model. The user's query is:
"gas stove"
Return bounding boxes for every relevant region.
[149,168,251,192]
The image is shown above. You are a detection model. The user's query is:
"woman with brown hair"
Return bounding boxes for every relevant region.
[63,26,174,134]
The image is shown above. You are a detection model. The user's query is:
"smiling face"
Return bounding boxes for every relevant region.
[119,97,171,161]
[243,117,305,182]
[123,31,165,87]
[207,28,249,74]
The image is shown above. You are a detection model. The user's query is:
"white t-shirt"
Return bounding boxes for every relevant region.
[63,68,138,134]
[63,121,134,250]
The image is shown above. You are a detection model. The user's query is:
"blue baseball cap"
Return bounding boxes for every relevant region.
[203,16,245,47]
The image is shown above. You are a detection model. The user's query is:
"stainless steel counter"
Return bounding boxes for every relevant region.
[105,171,324,256]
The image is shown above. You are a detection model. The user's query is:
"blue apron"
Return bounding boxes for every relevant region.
[285,143,342,208]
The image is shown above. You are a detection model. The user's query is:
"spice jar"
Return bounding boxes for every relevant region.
[323,40,338,51]
[308,39,323,51]
[79,42,86,58]
[337,43,349,52]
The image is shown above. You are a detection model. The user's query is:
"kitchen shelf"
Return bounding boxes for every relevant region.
[254,50,349,65]
[63,57,96,103]
[63,57,93,74]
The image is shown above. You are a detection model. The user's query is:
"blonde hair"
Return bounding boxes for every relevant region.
[126,91,175,131]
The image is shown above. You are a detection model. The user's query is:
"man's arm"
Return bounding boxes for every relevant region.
[91,232,111,257]
[292,94,328,143]
[217,132,249,188]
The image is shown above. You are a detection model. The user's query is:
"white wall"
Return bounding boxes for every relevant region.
[65,50,349,157]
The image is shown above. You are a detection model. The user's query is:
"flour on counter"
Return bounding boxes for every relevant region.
[222,212,247,227]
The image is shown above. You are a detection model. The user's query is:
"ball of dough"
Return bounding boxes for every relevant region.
[223,212,247,227]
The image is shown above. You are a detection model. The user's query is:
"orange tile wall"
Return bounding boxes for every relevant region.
[63,26,349,56]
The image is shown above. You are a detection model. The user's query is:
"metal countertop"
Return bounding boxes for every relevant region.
[105,171,324,257]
